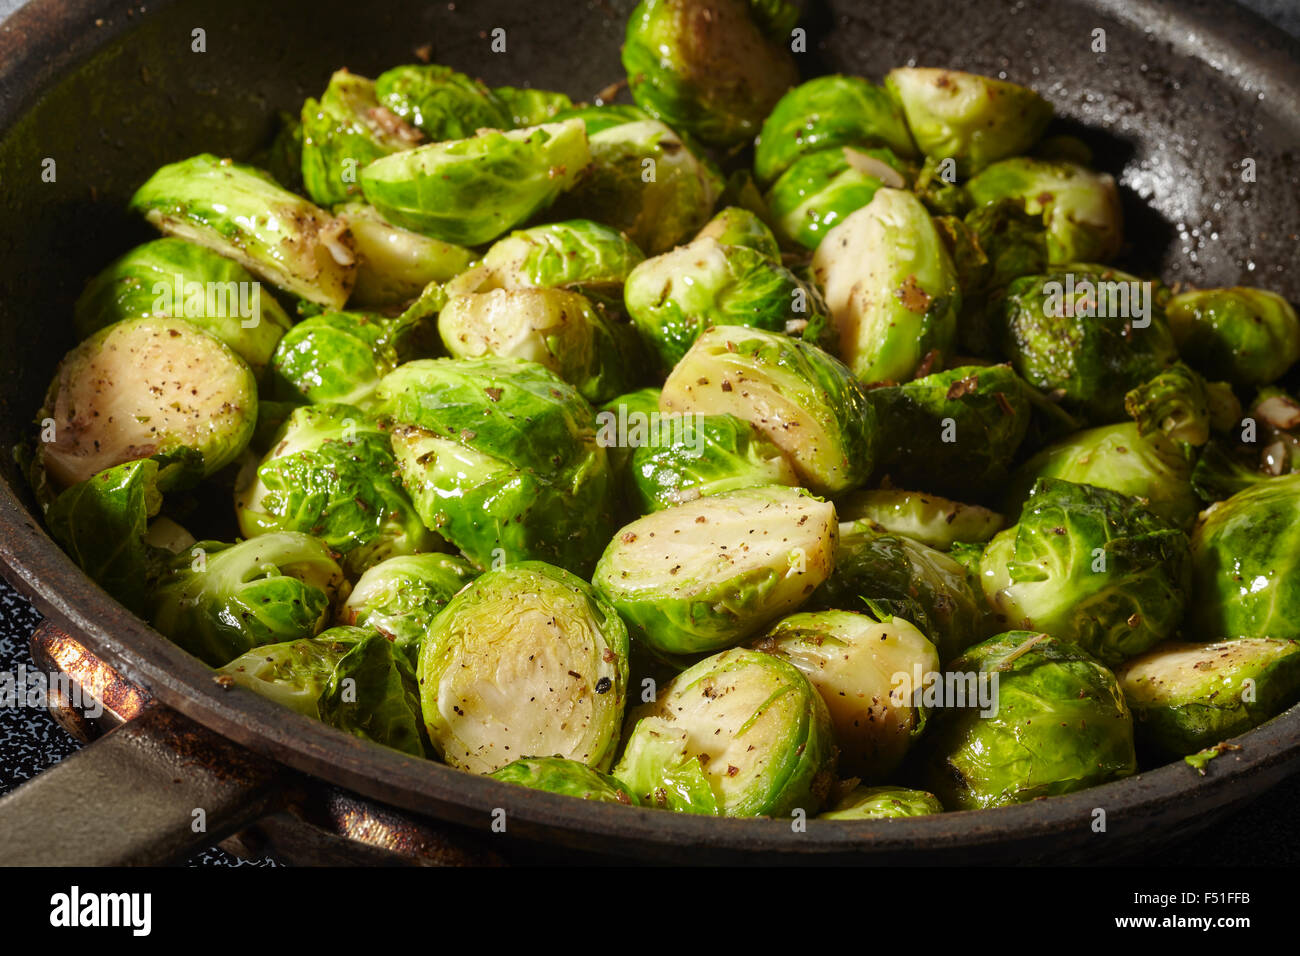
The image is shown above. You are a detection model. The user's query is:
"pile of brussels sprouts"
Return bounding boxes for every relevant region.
[27,0,1300,822]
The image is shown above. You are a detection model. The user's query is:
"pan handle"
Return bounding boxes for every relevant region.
[0,695,290,865]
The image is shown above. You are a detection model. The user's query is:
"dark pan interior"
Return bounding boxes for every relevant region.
[1,0,1298,861]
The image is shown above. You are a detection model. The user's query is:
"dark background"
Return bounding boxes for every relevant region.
[0,0,1297,866]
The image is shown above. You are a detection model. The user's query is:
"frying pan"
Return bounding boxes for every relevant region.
[1,0,1298,865]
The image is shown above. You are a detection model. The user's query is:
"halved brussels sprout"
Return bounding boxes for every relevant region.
[614,647,836,815]
[834,488,1003,551]
[765,146,909,250]
[978,478,1190,665]
[234,403,440,576]
[967,158,1123,264]
[340,552,478,663]
[374,63,511,139]
[997,268,1179,423]
[300,69,424,206]
[817,784,944,820]
[418,562,629,773]
[359,120,589,246]
[335,203,473,308]
[130,154,356,309]
[151,532,347,666]
[884,68,1052,176]
[753,610,939,779]
[660,325,877,495]
[811,188,962,385]
[265,310,429,407]
[1006,422,1200,529]
[550,109,723,255]
[460,220,646,297]
[37,317,257,489]
[811,518,987,662]
[600,388,797,513]
[922,630,1137,809]
[45,459,166,615]
[863,364,1033,500]
[754,75,916,186]
[492,86,574,128]
[375,357,617,575]
[219,626,427,757]
[1166,287,1300,387]
[437,287,640,404]
[1188,474,1300,642]
[1117,638,1300,756]
[696,206,781,260]
[622,0,798,148]
[489,756,638,805]
[593,485,836,656]
[74,238,293,376]
[624,236,825,371]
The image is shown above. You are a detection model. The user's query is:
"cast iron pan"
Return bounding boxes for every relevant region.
[0,0,1298,864]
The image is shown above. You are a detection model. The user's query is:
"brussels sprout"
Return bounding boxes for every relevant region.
[754,75,916,186]
[45,459,166,615]
[74,238,293,375]
[753,610,939,779]
[746,0,803,37]
[36,317,256,490]
[967,158,1123,264]
[1187,474,1300,642]
[460,220,646,297]
[265,310,431,407]
[489,756,638,804]
[660,326,877,495]
[130,154,356,309]
[811,518,987,662]
[834,488,1003,551]
[340,553,478,663]
[593,485,836,656]
[922,630,1137,809]
[375,357,617,574]
[1123,361,1212,448]
[955,198,1050,356]
[818,785,944,820]
[437,287,641,404]
[997,268,1179,423]
[300,69,424,206]
[374,64,511,139]
[418,562,629,773]
[765,146,909,250]
[624,236,825,371]
[550,109,723,255]
[884,68,1052,176]
[863,364,1033,500]
[234,403,440,576]
[1165,287,1300,387]
[1117,638,1300,756]
[1007,422,1200,529]
[493,86,574,127]
[811,189,962,385]
[622,0,798,148]
[696,206,781,260]
[614,647,836,815]
[151,532,346,666]
[599,388,797,513]
[220,626,427,756]
[978,479,1190,665]
[359,120,590,246]
[335,203,473,308]
[219,629,426,754]
[261,110,304,192]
